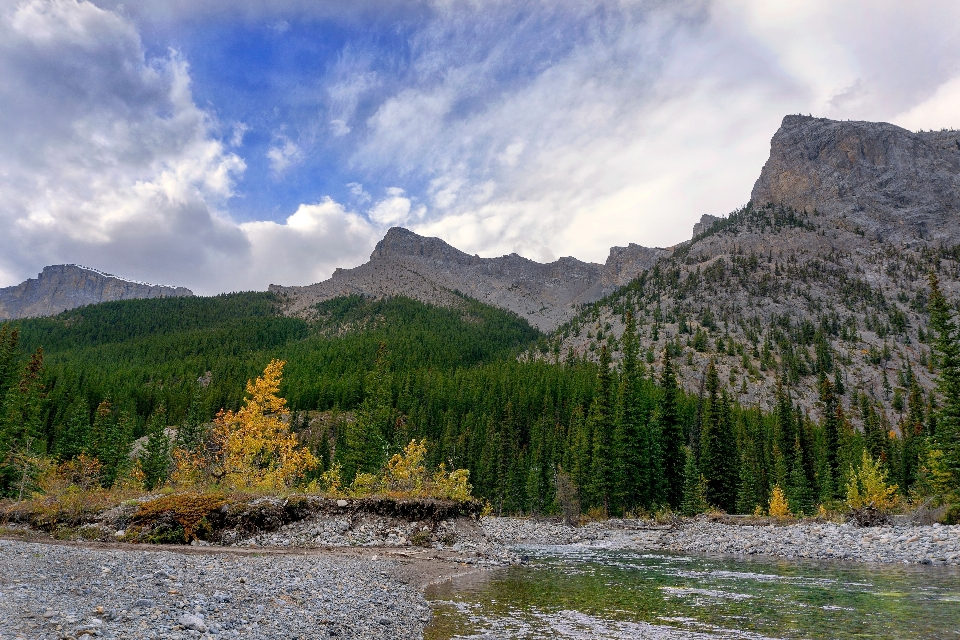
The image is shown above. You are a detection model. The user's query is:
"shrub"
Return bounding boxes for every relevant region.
[132,493,229,542]
[846,451,898,511]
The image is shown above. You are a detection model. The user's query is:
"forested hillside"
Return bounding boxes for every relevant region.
[1,282,956,519]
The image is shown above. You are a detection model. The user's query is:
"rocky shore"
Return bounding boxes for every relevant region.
[4,512,959,639]
[0,540,433,640]
[482,516,960,566]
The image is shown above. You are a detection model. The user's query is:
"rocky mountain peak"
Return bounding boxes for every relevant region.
[0,264,193,320]
[751,114,960,243]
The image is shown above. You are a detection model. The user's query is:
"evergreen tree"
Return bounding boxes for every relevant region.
[342,342,393,481]
[613,312,649,513]
[927,272,960,489]
[55,398,90,461]
[140,405,171,490]
[658,350,685,509]
[681,447,708,516]
[176,385,206,451]
[0,348,45,466]
[820,377,841,497]
[102,410,134,487]
[0,325,20,398]
[787,436,814,515]
[587,346,614,513]
[699,361,737,512]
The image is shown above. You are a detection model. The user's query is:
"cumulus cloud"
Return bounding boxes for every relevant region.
[5,0,960,296]
[0,0,374,292]
[239,198,378,288]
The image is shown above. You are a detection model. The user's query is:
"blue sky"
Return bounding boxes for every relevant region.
[1,0,959,294]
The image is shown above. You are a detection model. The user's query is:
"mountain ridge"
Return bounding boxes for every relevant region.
[0,264,193,321]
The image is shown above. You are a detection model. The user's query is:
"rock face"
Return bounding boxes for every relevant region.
[751,115,960,244]
[547,115,960,422]
[0,265,193,320]
[272,227,668,332]
[692,214,721,238]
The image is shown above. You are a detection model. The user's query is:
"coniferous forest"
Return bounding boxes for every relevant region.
[0,280,958,519]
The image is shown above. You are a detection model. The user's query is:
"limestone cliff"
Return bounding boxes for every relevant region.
[0,265,193,320]
[271,228,669,333]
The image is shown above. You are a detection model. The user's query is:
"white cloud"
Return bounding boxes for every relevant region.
[266,134,303,174]
[894,75,960,131]
[5,0,960,297]
[0,0,376,293]
[368,189,419,226]
[230,122,250,147]
[239,198,378,288]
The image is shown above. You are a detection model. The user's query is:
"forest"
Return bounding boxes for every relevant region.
[0,276,957,520]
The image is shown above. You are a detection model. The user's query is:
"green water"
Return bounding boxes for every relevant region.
[425,547,960,639]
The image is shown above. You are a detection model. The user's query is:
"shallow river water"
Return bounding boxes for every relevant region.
[424,546,960,639]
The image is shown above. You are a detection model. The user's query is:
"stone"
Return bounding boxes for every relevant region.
[178,614,208,633]
[336,499,349,508]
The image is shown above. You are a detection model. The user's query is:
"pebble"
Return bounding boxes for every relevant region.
[0,540,432,639]
[481,516,960,566]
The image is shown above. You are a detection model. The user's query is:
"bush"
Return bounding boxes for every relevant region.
[846,451,898,511]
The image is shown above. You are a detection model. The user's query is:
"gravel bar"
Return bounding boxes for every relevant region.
[481,516,960,565]
[0,540,433,640]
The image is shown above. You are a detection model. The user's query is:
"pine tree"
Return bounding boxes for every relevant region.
[102,410,134,487]
[787,436,814,515]
[658,349,685,509]
[681,447,708,516]
[613,313,649,513]
[1,348,46,473]
[820,377,841,497]
[55,398,90,461]
[927,271,960,490]
[699,361,737,512]
[343,342,393,481]
[176,385,206,452]
[140,405,171,490]
[587,345,613,514]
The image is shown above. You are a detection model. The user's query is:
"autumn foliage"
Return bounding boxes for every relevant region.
[212,359,318,491]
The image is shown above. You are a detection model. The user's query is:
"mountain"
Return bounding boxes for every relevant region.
[270,227,666,332]
[547,115,960,420]
[0,264,193,320]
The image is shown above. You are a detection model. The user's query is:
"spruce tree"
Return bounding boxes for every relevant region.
[342,342,392,481]
[614,313,648,513]
[820,377,841,497]
[140,405,171,490]
[658,349,685,509]
[699,361,737,512]
[587,346,613,514]
[927,272,960,489]
[176,386,206,452]
[1,348,46,465]
[681,447,708,516]
[787,436,814,515]
[55,398,90,461]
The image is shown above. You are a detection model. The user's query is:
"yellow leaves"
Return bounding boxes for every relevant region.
[383,439,427,495]
[768,484,791,517]
[432,464,472,502]
[310,439,474,502]
[846,451,898,511]
[212,359,318,492]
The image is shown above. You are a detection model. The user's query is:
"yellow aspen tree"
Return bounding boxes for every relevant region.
[213,360,318,491]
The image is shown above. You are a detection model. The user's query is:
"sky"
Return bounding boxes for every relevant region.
[1,0,959,294]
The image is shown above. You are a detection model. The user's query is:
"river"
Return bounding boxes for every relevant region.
[425,546,960,639]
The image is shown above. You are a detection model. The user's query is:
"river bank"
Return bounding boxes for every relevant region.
[481,516,960,566]
[0,538,484,640]
[3,513,959,639]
